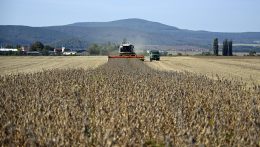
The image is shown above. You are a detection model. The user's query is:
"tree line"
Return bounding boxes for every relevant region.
[88,42,119,55]
[213,38,233,56]
[1,41,119,56]
[1,41,55,55]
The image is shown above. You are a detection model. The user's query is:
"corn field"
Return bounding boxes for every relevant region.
[0,59,260,146]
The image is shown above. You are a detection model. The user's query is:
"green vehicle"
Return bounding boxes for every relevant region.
[149,50,160,62]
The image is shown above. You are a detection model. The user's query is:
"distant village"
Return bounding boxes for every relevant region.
[0,46,88,56]
[0,39,258,56]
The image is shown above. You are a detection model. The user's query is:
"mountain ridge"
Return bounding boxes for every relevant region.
[1,18,260,50]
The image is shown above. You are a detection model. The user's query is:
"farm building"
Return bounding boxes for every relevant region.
[54,47,77,55]
[54,47,65,53]
[26,51,41,56]
[21,46,30,52]
[0,48,18,52]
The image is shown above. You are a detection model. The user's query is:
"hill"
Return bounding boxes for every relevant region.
[1,18,260,50]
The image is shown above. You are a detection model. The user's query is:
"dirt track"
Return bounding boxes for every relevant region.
[146,56,260,85]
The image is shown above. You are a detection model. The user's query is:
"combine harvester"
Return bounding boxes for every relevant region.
[108,43,144,61]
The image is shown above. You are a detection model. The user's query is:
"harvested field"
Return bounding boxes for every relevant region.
[1,59,260,146]
[146,56,260,85]
[0,56,107,75]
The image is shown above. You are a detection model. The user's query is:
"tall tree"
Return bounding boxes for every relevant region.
[228,40,233,56]
[88,44,101,55]
[213,38,219,56]
[222,39,228,56]
[31,41,44,51]
[5,45,14,48]
[44,45,54,51]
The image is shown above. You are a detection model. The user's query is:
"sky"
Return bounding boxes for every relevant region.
[1,0,260,32]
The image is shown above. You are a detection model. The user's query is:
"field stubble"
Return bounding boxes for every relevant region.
[0,58,260,146]
[0,56,107,75]
[146,56,260,85]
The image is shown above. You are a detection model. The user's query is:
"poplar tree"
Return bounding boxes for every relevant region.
[222,39,228,56]
[228,40,233,56]
[213,38,219,56]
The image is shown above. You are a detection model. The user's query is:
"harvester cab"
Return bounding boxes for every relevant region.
[108,43,144,61]
[119,43,135,56]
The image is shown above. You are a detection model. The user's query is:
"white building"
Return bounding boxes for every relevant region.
[0,48,18,52]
